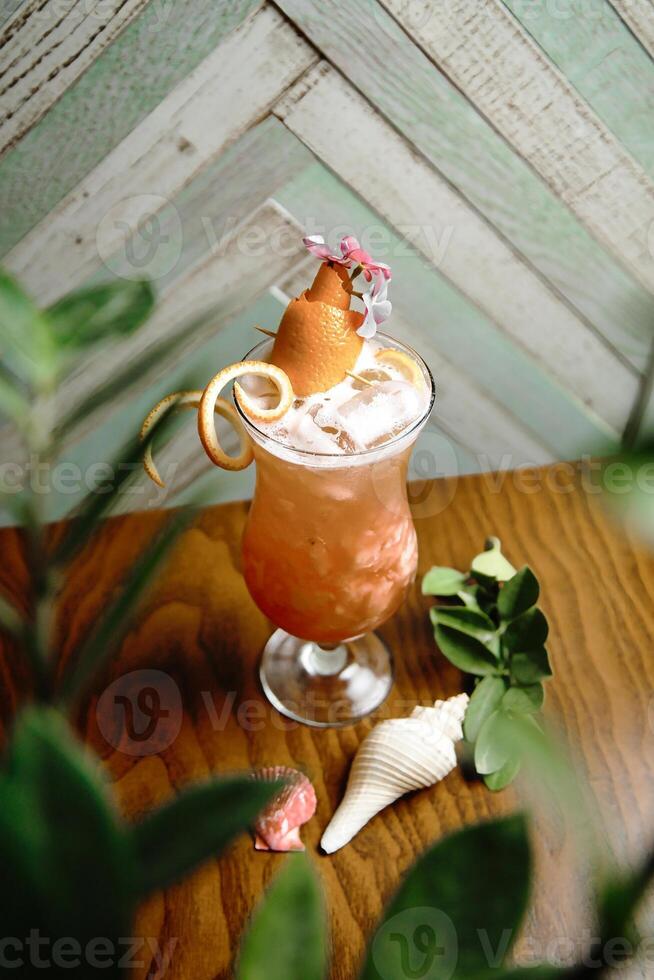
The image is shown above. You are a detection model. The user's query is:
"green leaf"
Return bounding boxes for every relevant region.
[0,268,56,386]
[0,708,134,973]
[497,566,539,621]
[503,608,549,653]
[360,815,531,980]
[421,566,466,596]
[485,712,581,809]
[600,447,654,545]
[46,280,155,350]
[471,537,517,582]
[464,676,507,742]
[502,684,544,714]
[475,709,518,775]
[132,776,281,896]
[237,854,326,980]
[597,856,654,951]
[510,648,552,685]
[457,588,480,609]
[0,360,29,425]
[58,504,198,706]
[434,625,499,675]
[0,591,23,638]
[484,756,522,792]
[430,606,497,647]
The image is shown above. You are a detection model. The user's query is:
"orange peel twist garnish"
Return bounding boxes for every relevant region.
[269,263,364,396]
[141,390,253,486]
[198,361,293,469]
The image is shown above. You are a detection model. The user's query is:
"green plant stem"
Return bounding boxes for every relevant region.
[22,371,60,701]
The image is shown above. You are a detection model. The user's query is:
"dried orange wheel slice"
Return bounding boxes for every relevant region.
[199,361,293,469]
[141,390,253,486]
[374,348,424,389]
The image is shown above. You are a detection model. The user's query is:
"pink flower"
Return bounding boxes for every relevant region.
[303,234,392,282]
[302,235,350,266]
[357,273,392,339]
[339,236,392,283]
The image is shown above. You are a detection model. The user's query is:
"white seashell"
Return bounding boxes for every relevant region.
[320,693,469,854]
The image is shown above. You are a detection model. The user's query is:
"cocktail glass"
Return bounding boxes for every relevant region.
[235,335,435,727]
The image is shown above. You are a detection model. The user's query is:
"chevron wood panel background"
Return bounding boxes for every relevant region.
[1,0,654,523]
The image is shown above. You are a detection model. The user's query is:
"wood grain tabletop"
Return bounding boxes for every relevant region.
[1,463,653,979]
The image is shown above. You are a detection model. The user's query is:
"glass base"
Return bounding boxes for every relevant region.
[259,629,394,728]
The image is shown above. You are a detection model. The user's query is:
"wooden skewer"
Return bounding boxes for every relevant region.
[346,370,375,387]
[255,325,277,338]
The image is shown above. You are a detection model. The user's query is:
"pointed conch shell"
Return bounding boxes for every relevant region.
[320,693,469,854]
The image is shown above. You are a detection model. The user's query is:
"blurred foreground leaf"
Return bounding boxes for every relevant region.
[601,445,654,544]
[46,280,154,351]
[0,708,133,978]
[360,815,531,980]
[0,269,56,387]
[133,777,282,897]
[237,854,326,980]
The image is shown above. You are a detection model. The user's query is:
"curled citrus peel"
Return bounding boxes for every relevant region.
[198,361,293,468]
[141,390,252,486]
[375,348,424,389]
[269,263,364,396]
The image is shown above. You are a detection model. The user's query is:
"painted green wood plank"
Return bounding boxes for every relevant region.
[0,0,261,254]
[5,9,316,306]
[502,0,654,179]
[96,116,315,292]
[608,0,654,60]
[0,0,22,27]
[274,0,654,373]
[275,162,619,459]
[0,120,314,468]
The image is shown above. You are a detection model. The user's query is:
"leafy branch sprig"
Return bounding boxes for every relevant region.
[422,537,553,791]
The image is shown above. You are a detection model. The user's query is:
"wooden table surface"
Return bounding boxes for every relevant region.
[2,464,654,979]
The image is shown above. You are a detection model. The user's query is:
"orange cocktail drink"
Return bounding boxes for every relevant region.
[242,427,417,645]
[235,334,434,727]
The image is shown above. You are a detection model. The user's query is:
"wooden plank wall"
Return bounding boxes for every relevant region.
[1,0,653,523]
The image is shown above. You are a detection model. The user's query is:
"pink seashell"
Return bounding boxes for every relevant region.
[251,766,317,852]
